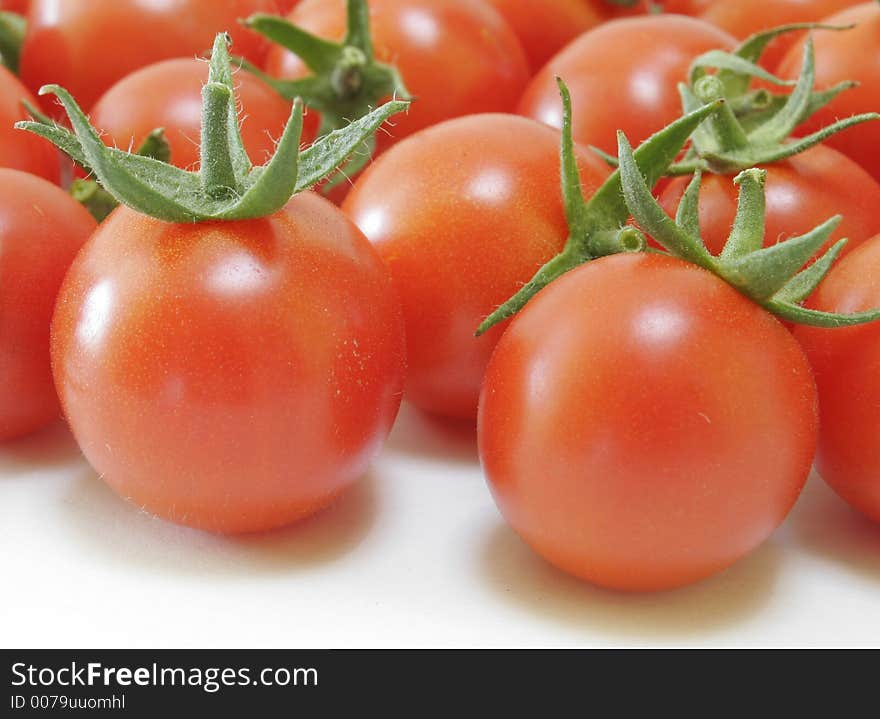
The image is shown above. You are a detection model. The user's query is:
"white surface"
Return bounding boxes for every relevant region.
[2,404,879,649]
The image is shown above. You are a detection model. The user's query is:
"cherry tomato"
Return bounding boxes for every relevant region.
[343,113,610,420]
[0,0,27,12]
[594,0,716,17]
[519,15,735,156]
[0,65,59,182]
[20,0,279,113]
[795,235,880,522]
[89,59,295,172]
[776,3,880,183]
[658,144,880,259]
[484,0,603,72]
[266,0,530,155]
[479,252,817,592]
[0,169,96,441]
[51,192,405,534]
[700,0,863,69]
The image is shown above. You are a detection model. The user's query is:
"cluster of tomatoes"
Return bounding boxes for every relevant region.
[3,0,880,595]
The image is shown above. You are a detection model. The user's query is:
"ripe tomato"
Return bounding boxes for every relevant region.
[700,0,863,69]
[795,235,880,522]
[51,192,405,534]
[20,0,279,113]
[0,65,59,182]
[484,0,603,72]
[0,169,97,441]
[266,0,530,155]
[89,59,295,172]
[479,252,818,592]
[776,3,880,183]
[658,144,880,259]
[0,0,28,13]
[519,15,735,156]
[343,113,609,420]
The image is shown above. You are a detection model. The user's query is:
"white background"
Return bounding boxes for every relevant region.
[2,404,879,648]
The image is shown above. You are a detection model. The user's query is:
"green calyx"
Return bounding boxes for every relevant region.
[15,34,408,224]
[476,78,722,336]
[0,11,25,74]
[241,0,411,185]
[617,131,880,328]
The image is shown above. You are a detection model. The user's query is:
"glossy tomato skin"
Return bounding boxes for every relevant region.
[0,65,59,182]
[519,16,735,155]
[700,0,863,69]
[658,144,880,258]
[52,193,405,534]
[0,170,97,441]
[776,3,880,182]
[795,236,880,522]
[20,0,279,113]
[266,0,530,155]
[479,253,818,592]
[484,0,603,72]
[0,0,28,13]
[89,59,294,172]
[343,114,609,420]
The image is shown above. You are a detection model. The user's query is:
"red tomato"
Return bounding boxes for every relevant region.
[89,59,295,172]
[276,0,299,12]
[343,114,610,420]
[795,235,880,522]
[0,0,28,12]
[51,193,405,533]
[0,169,96,441]
[0,65,59,182]
[20,0,279,113]
[658,144,880,259]
[484,0,603,71]
[479,253,818,592]
[519,15,735,156]
[700,0,863,69]
[266,0,530,155]
[595,0,716,17]
[776,3,880,183]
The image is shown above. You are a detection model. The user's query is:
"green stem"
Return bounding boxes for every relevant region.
[0,11,25,74]
[199,82,238,199]
[694,76,749,152]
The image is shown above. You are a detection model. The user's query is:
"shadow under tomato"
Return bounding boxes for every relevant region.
[788,476,880,583]
[384,402,479,465]
[0,419,84,473]
[480,522,783,641]
[59,468,380,575]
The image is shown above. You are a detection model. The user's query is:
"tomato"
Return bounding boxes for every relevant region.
[658,144,880,259]
[0,169,96,441]
[594,0,716,17]
[0,0,28,13]
[51,192,405,534]
[776,3,880,183]
[519,15,735,156]
[700,0,863,69]
[89,59,295,172]
[266,0,530,156]
[343,113,609,420]
[276,0,299,12]
[795,235,880,522]
[20,0,279,113]
[484,0,603,71]
[479,252,818,592]
[0,65,59,182]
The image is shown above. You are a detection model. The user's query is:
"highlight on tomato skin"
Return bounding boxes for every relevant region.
[51,194,407,534]
[19,0,280,114]
[518,14,737,157]
[88,58,296,172]
[478,253,819,592]
[0,169,97,442]
[795,234,880,524]
[343,113,611,421]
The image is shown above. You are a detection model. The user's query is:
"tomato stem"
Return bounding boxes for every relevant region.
[0,11,25,74]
